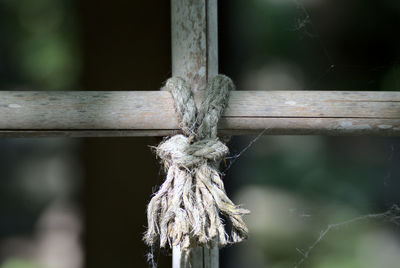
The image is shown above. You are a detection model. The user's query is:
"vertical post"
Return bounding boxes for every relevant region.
[171,0,218,103]
[171,0,219,267]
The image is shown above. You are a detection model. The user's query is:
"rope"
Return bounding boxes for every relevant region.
[144,75,249,251]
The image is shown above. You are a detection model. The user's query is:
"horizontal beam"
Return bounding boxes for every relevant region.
[0,91,399,137]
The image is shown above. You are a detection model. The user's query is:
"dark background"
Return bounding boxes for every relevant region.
[0,1,399,268]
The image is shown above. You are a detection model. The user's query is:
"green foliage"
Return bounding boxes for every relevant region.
[1,259,41,268]
[0,0,81,90]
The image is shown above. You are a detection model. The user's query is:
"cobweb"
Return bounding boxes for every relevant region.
[291,0,400,91]
[294,205,400,268]
[224,131,400,268]
[221,1,400,267]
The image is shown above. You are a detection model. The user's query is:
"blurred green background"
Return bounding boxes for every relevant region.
[0,0,399,268]
[220,1,400,267]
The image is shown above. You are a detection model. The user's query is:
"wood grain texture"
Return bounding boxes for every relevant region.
[172,0,206,93]
[171,0,218,103]
[0,90,399,136]
[171,0,219,267]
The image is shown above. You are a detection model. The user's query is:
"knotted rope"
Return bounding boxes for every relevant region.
[144,75,249,251]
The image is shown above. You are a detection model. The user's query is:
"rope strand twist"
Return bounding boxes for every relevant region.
[144,75,249,250]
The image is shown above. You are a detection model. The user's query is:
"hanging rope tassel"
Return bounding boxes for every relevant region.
[144,75,249,250]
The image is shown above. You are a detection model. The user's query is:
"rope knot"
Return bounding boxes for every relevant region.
[157,135,229,169]
[145,75,249,251]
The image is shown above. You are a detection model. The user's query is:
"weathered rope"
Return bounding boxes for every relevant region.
[144,75,249,251]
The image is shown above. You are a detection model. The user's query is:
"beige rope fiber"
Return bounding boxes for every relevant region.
[144,75,249,251]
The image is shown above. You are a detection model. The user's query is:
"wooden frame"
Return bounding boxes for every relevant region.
[1,90,399,137]
[1,0,399,267]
